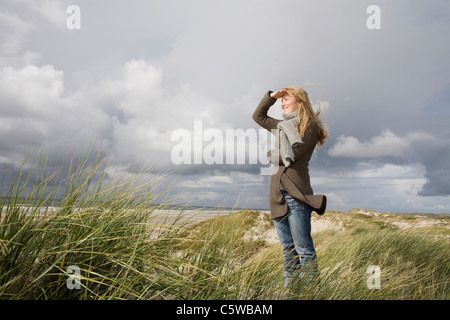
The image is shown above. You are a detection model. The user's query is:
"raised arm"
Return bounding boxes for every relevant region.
[252,91,279,131]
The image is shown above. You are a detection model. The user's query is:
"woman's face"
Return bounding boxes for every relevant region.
[281,92,299,114]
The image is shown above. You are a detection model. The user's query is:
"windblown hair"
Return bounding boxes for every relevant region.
[284,85,329,146]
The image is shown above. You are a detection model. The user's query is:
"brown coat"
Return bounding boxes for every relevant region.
[252,91,327,219]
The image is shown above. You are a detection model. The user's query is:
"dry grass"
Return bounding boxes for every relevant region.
[1,151,448,300]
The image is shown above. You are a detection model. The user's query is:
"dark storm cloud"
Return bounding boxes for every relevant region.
[1,0,450,212]
[415,137,450,197]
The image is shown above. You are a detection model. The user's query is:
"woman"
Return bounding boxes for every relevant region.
[252,85,328,288]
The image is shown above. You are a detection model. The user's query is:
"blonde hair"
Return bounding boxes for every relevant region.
[283,85,328,146]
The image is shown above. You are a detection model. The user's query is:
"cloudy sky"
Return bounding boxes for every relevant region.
[1,0,449,213]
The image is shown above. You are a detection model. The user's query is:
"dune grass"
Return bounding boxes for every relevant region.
[309,223,449,300]
[0,150,185,299]
[0,151,448,300]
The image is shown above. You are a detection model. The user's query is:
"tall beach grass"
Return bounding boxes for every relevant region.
[0,150,186,299]
[0,150,448,300]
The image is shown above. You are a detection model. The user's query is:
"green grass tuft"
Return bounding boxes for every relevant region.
[1,150,448,300]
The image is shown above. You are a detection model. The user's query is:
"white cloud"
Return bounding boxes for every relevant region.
[0,64,64,115]
[5,0,68,26]
[328,129,434,158]
[35,0,66,26]
[313,162,430,212]
[326,128,450,201]
[0,10,34,55]
[0,64,110,163]
[98,59,164,118]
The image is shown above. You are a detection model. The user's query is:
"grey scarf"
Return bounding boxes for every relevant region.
[270,111,303,167]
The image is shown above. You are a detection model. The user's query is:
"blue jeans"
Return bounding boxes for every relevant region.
[273,191,318,287]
